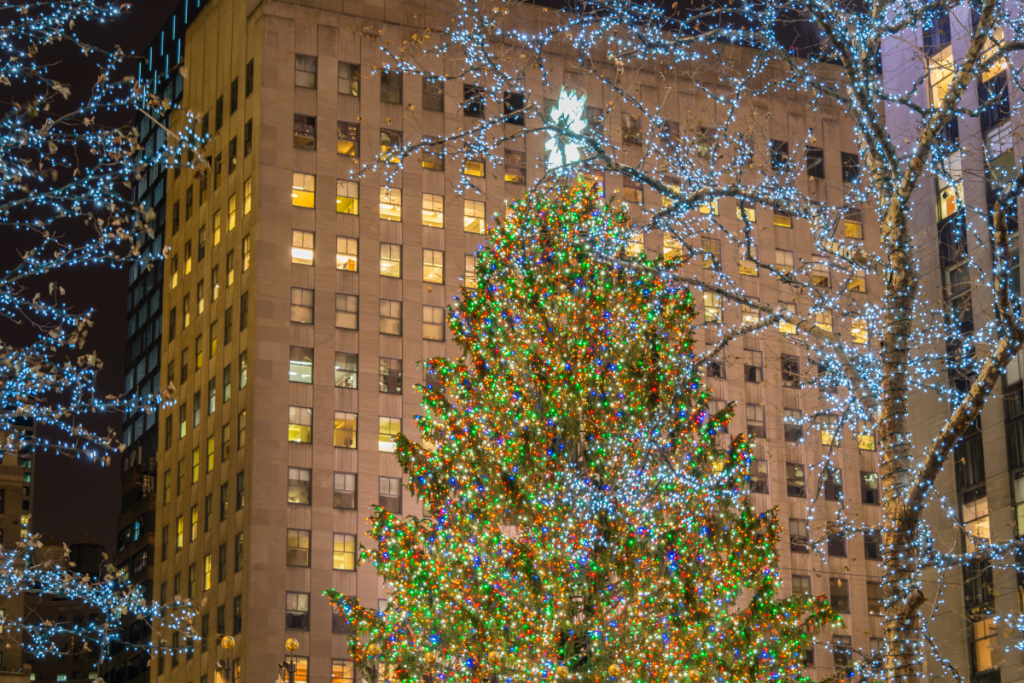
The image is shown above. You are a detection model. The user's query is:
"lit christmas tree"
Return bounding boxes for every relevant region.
[328,181,834,683]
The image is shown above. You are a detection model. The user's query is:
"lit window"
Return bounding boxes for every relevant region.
[288,406,312,444]
[213,211,222,245]
[242,235,251,271]
[773,209,792,228]
[380,300,402,336]
[423,306,445,341]
[698,199,719,215]
[171,255,179,289]
[292,173,315,208]
[286,529,311,566]
[334,412,357,448]
[379,358,401,394]
[741,303,760,326]
[338,62,360,96]
[286,593,310,631]
[738,245,759,276]
[333,533,356,570]
[972,618,998,673]
[423,193,444,228]
[736,205,756,222]
[504,150,526,184]
[244,178,252,215]
[333,661,355,683]
[465,255,478,289]
[328,182,359,219]
[378,417,401,453]
[287,468,311,505]
[663,235,682,260]
[334,353,358,389]
[293,114,316,149]
[423,250,444,283]
[811,256,831,288]
[701,238,720,270]
[464,150,485,177]
[626,234,644,257]
[228,194,237,231]
[380,187,402,222]
[422,136,444,170]
[850,269,867,293]
[336,237,358,271]
[292,230,314,265]
[815,311,833,332]
[464,200,485,234]
[928,46,954,106]
[844,209,863,239]
[703,292,722,323]
[337,122,359,156]
[851,318,868,345]
[380,129,402,163]
[380,244,402,278]
[778,302,797,334]
[335,294,358,330]
[288,347,313,384]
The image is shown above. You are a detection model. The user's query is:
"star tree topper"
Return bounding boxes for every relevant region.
[545,87,588,170]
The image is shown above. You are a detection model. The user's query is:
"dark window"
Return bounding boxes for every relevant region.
[334,473,356,509]
[423,78,444,112]
[215,96,224,130]
[823,468,842,501]
[379,358,402,394]
[806,146,825,178]
[827,533,847,557]
[285,592,310,630]
[743,350,763,383]
[955,424,985,490]
[245,60,254,96]
[864,530,881,560]
[781,355,800,387]
[829,578,849,613]
[769,140,789,170]
[861,471,880,504]
[749,459,768,494]
[228,138,237,174]
[379,476,402,514]
[233,595,242,634]
[789,518,809,553]
[504,91,525,125]
[463,84,484,117]
[786,463,806,497]
[230,78,239,113]
[832,635,852,669]
[707,360,725,379]
[841,152,860,183]
[380,71,402,104]
[294,114,316,149]
[923,10,951,53]
[979,70,1011,133]
[244,119,253,157]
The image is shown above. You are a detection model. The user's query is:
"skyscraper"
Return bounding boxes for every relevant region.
[152,1,880,681]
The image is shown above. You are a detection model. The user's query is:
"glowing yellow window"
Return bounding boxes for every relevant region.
[778,302,797,334]
[288,406,312,444]
[228,194,237,231]
[815,311,833,332]
[244,177,252,215]
[703,292,722,323]
[858,433,876,451]
[626,234,644,257]
[928,47,954,106]
[661,180,680,208]
[423,193,444,228]
[773,210,792,228]
[207,436,215,471]
[292,173,315,208]
[851,318,868,345]
[380,187,402,222]
[336,180,359,215]
[213,210,222,246]
[663,235,682,260]
[738,245,759,276]
[698,198,719,215]
[850,270,867,293]
[736,206,756,222]
[844,209,863,239]
[464,156,485,177]
[464,200,485,234]
[292,230,314,265]
[336,237,358,272]
[170,256,179,289]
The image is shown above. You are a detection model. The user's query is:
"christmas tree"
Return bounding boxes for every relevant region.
[327,181,834,683]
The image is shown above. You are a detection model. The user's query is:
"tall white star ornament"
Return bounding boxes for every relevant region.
[545,88,588,171]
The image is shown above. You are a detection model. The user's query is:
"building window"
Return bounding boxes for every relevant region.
[463,84,483,117]
[379,417,401,453]
[806,146,824,178]
[337,122,359,156]
[333,533,356,571]
[829,578,849,613]
[289,346,313,384]
[380,187,402,221]
[423,78,444,111]
[292,173,315,208]
[827,532,847,557]
[290,288,314,324]
[775,249,794,274]
[295,55,317,88]
[823,468,843,501]
[864,530,881,560]
[504,91,525,125]
[379,358,402,394]
[287,468,311,505]
[422,137,444,170]
[333,660,355,683]
[335,352,358,389]
[244,177,252,215]
[288,406,313,444]
[504,150,526,184]
[464,200,485,234]
[707,360,725,380]
[423,250,444,283]
[423,306,445,341]
[380,300,402,336]
[465,255,478,289]
[467,152,487,178]
[702,292,722,323]
[233,594,243,632]
[380,129,402,163]
[844,207,863,238]
[786,463,806,497]
[743,350,763,383]
[749,459,768,494]
[815,311,833,332]
[292,229,314,265]
[334,473,356,509]
[866,581,882,616]
[789,518,809,552]
[379,476,402,513]
[811,256,831,288]
[338,62,360,96]
[285,592,310,630]
[336,180,359,215]
[850,269,867,293]
[700,237,720,270]
[334,412,357,449]
[286,529,311,567]
[423,194,444,228]
[380,71,402,103]
[832,635,852,670]
[621,112,641,145]
[738,244,759,276]
[380,244,402,278]
[780,355,800,387]
[783,408,803,443]
[745,404,765,438]
[237,409,247,449]
[862,471,880,504]
[293,114,316,149]
[244,120,253,157]
[335,294,358,330]
[623,176,643,203]
[336,237,358,271]
[972,617,998,673]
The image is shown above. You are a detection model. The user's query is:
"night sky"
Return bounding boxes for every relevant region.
[30,0,182,553]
